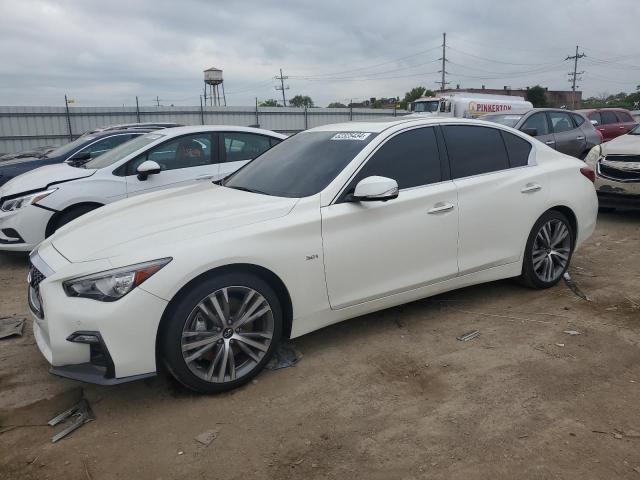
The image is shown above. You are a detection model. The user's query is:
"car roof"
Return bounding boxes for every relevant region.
[307,116,517,133]
[150,125,287,138]
[576,108,631,113]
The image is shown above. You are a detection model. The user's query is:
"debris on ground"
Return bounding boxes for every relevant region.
[626,430,640,438]
[266,341,303,370]
[456,330,480,342]
[563,272,591,301]
[555,343,565,348]
[194,429,218,446]
[48,398,95,443]
[0,316,25,339]
[563,330,581,336]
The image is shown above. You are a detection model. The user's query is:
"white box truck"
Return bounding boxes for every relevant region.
[409,92,533,118]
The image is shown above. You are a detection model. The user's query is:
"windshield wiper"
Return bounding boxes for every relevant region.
[224,185,269,195]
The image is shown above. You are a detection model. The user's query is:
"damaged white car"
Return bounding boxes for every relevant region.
[585,123,640,209]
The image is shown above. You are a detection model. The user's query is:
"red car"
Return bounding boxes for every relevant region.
[577,108,638,142]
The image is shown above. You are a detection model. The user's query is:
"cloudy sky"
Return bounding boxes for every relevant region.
[0,0,638,107]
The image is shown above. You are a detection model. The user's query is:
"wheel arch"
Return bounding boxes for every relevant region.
[547,205,577,245]
[155,263,294,357]
[45,201,104,237]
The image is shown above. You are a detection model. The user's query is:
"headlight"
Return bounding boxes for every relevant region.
[584,145,602,167]
[63,258,172,302]
[1,188,57,212]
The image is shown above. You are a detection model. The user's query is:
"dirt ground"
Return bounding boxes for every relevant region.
[1,211,639,480]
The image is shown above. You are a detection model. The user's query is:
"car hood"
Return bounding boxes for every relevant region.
[0,163,95,198]
[601,134,640,155]
[51,184,299,262]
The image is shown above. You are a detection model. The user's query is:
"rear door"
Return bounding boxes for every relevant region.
[615,111,637,135]
[600,110,621,141]
[218,132,281,179]
[444,125,547,274]
[123,132,221,197]
[520,112,555,149]
[548,110,586,157]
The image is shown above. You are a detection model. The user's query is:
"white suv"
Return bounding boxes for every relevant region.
[0,126,285,251]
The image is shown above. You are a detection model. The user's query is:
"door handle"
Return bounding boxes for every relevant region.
[427,202,455,214]
[521,183,542,194]
[195,174,215,181]
[545,140,555,145]
[576,136,585,140]
[598,128,605,131]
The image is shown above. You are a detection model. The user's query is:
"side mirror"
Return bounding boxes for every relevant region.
[590,119,599,126]
[70,150,91,162]
[352,176,399,202]
[521,127,538,137]
[136,160,161,180]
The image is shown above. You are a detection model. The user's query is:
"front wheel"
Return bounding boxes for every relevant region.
[520,210,574,289]
[161,272,282,393]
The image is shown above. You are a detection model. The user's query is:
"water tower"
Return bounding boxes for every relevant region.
[204,66,226,106]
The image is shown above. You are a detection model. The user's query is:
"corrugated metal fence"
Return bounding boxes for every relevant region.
[0,105,408,154]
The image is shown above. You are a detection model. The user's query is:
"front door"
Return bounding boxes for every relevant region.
[321,126,459,309]
[124,132,220,197]
[520,112,555,150]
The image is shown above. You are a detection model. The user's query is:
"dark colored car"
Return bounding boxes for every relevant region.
[0,129,158,187]
[481,108,601,159]
[576,108,637,142]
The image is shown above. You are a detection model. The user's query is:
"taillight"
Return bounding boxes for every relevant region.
[595,129,603,142]
[580,166,596,183]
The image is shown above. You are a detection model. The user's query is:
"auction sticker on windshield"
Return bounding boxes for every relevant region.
[331,132,373,141]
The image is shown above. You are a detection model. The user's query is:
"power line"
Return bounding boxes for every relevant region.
[447,45,562,66]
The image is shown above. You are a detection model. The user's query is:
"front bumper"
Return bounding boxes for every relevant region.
[29,247,168,384]
[0,205,53,251]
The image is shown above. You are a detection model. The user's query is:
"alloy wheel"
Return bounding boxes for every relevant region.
[181,286,274,383]
[532,218,571,283]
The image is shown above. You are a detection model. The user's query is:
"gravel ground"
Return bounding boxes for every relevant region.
[1,210,639,480]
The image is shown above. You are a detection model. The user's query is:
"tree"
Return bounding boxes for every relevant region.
[525,85,548,107]
[259,99,279,107]
[400,86,434,110]
[327,102,347,108]
[290,95,314,108]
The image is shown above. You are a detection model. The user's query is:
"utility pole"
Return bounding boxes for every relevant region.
[437,32,449,92]
[275,68,289,107]
[565,45,585,109]
[64,94,73,141]
[155,96,161,108]
[135,96,140,123]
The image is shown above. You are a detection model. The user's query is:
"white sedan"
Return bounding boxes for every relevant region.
[0,126,285,251]
[28,117,598,392]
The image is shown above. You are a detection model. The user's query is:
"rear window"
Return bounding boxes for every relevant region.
[501,131,532,168]
[601,111,618,125]
[442,125,509,178]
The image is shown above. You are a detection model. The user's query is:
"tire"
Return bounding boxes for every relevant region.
[49,204,100,236]
[160,272,282,393]
[520,210,574,289]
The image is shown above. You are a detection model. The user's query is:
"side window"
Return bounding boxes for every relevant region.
[521,113,549,136]
[126,133,215,175]
[348,127,441,192]
[590,112,601,124]
[269,137,282,147]
[75,135,132,159]
[501,131,532,168]
[571,113,585,127]
[601,111,618,125]
[616,111,633,123]
[222,132,272,163]
[443,125,509,178]
[548,111,575,133]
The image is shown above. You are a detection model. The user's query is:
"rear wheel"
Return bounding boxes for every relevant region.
[161,273,282,393]
[520,210,574,289]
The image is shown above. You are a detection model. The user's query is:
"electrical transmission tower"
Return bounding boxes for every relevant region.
[565,45,586,109]
[275,68,289,107]
[437,32,450,92]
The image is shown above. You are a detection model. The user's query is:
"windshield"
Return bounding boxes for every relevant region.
[47,136,97,158]
[630,124,640,135]
[224,131,378,198]
[413,101,440,113]
[84,133,164,169]
[482,114,524,128]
